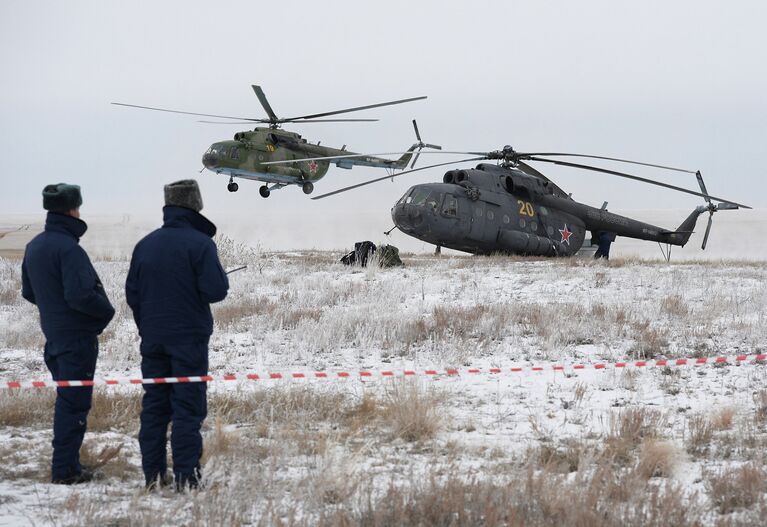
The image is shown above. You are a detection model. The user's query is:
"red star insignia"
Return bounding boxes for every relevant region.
[559,224,573,244]
[308,160,318,174]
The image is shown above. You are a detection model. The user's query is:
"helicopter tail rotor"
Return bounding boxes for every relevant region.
[410,119,442,169]
[695,171,739,250]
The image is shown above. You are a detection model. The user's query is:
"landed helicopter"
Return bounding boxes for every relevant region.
[266,147,750,258]
[113,86,438,198]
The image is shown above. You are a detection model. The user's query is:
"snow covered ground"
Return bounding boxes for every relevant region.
[0,225,766,525]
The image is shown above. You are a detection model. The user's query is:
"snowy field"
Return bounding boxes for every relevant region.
[0,224,767,525]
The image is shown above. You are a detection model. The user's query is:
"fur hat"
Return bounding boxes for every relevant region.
[42,183,82,212]
[164,179,203,212]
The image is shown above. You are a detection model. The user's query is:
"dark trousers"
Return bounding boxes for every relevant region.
[44,336,99,481]
[139,340,208,487]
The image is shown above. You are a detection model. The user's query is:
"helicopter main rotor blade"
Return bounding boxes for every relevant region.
[282,95,427,122]
[198,118,380,124]
[281,118,380,123]
[517,153,697,174]
[252,85,278,122]
[526,157,752,209]
[261,150,478,166]
[311,157,485,200]
[111,102,262,121]
[198,120,267,124]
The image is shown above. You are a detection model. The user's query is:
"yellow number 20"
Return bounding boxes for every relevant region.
[517,200,535,217]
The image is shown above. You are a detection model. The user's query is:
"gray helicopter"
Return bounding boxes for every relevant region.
[267,142,750,259]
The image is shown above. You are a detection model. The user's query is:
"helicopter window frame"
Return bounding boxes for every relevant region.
[441,195,458,217]
[409,188,431,206]
[230,147,240,160]
[425,193,440,211]
[487,209,495,221]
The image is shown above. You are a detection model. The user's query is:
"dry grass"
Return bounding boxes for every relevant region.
[380,380,443,442]
[88,390,142,432]
[635,440,680,479]
[705,463,767,514]
[629,320,669,359]
[606,407,667,465]
[527,440,593,474]
[712,407,737,431]
[0,389,55,427]
[754,390,767,427]
[80,440,138,481]
[687,414,714,456]
[322,466,703,527]
[660,294,689,317]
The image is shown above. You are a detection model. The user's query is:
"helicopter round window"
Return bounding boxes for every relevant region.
[475,207,483,217]
[487,210,494,221]
[258,155,264,161]
[531,222,538,232]
[519,218,526,229]
[503,215,510,224]
[539,206,549,215]
[547,226,554,236]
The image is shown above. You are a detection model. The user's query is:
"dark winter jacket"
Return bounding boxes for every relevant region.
[21,213,115,342]
[125,206,229,344]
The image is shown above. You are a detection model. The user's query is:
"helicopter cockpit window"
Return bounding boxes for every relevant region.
[408,188,431,206]
[219,146,230,158]
[425,193,440,210]
[442,196,458,216]
[230,147,239,160]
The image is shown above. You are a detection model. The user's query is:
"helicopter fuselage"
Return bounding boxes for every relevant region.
[202,127,416,192]
[391,163,701,256]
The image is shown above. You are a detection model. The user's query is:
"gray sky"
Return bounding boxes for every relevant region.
[1,0,766,250]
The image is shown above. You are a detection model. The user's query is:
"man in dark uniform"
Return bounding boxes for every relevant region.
[21,183,115,484]
[593,231,617,260]
[125,180,228,490]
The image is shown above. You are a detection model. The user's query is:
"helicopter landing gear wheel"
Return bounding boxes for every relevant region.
[302,182,314,195]
[259,185,271,198]
[227,182,239,192]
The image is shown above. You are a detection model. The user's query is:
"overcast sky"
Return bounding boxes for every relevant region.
[1,0,765,251]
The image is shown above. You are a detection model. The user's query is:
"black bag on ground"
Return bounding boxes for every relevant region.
[341,241,377,266]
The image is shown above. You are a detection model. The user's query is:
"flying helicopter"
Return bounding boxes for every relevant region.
[112,85,438,198]
[263,146,750,259]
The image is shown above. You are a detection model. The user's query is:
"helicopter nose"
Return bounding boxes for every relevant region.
[202,153,219,169]
[392,204,422,232]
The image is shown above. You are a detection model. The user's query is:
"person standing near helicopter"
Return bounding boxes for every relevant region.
[126,180,228,490]
[21,183,115,484]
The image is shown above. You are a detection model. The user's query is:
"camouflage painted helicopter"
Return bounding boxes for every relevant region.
[113,86,437,198]
[266,147,750,258]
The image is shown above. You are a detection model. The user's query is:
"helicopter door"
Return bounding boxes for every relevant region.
[468,201,486,241]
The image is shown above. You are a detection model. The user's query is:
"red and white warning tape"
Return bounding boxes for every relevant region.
[1,353,765,390]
